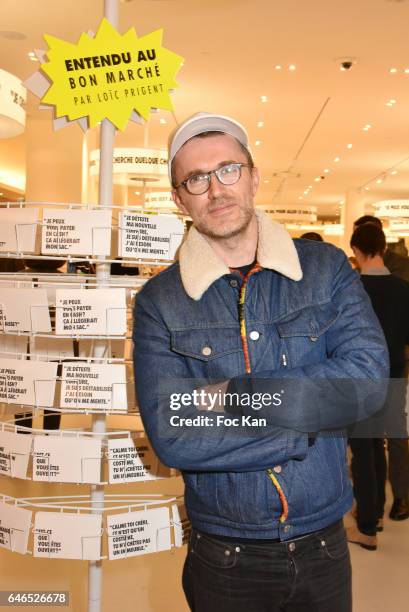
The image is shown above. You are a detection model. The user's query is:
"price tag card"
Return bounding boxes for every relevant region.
[108,437,168,483]
[0,358,57,407]
[0,430,32,478]
[41,209,111,256]
[34,512,102,560]
[0,336,28,359]
[55,289,126,335]
[0,208,39,253]
[107,507,171,560]
[0,289,51,333]
[33,435,102,483]
[118,212,183,260]
[60,363,127,411]
[29,337,74,361]
[0,502,32,555]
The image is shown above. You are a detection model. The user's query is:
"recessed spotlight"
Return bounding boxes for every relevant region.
[339,200,345,205]
[324,169,330,173]
[346,143,353,149]
[376,179,383,184]
[364,186,370,191]
[260,95,268,103]
[391,170,398,175]
[28,51,35,57]
[263,179,269,183]
[288,64,296,71]
[390,68,398,73]
[405,68,409,74]
[257,121,264,128]
[334,157,340,162]
[29,56,38,62]
[275,65,282,70]
[314,177,321,182]
[134,191,140,195]
[363,124,372,131]
[308,185,313,189]
[304,190,309,195]
[255,140,261,146]
[390,99,397,104]
[159,118,167,124]
[298,196,303,200]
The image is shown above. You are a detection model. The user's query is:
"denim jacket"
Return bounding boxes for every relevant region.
[133,211,389,540]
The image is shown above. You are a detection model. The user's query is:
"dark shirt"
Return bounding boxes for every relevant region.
[361,272,409,376]
[384,249,409,282]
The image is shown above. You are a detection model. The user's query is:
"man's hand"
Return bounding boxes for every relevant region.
[195,380,229,412]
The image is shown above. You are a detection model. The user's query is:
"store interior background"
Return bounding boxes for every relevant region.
[0,0,409,610]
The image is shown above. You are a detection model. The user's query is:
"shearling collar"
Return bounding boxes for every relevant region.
[178,209,303,300]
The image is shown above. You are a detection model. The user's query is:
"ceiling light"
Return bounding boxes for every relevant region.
[308,185,313,189]
[405,68,409,74]
[260,95,268,103]
[304,191,309,195]
[324,169,330,173]
[134,191,140,195]
[364,187,370,191]
[314,177,321,182]
[275,65,282,70]
[159,118,167,124]
[298,196,303,200]
[257,121,264,128]
[346,143,353,149]
[255,140,261,146]
[389,68,398,73]
[28,51,35,57]
[376,179,383,184]
[263,179,269,183]
[288,64,296,71]
[339,200,345,205]
[391,170,398,175]
[334,157,340,162]
[390,99,397,104]
[29,56,38,62]
[386,102,393,107]
[363,124,372,131]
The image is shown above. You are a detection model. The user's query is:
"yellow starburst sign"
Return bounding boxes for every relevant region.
[40,18,183,130]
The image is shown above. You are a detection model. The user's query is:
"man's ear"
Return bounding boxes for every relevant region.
[251,166,260,196]
[171,189,189,216]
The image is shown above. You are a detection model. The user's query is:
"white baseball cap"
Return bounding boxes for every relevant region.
[168,112,250,183]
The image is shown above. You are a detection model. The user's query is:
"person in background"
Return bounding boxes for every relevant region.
[300,231,324,241]
[347,223,409,550]
[354,215,409,281]
[353,217,409,522]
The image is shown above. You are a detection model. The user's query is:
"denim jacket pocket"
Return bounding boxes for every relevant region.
[171,327,243,378]
[276,302,339,367]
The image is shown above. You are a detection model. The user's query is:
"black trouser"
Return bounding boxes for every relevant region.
[349,438,386,535]
[388,438,409,498]
[183,520,352,612]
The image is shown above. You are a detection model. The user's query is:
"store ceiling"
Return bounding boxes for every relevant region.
[1,0,409,218]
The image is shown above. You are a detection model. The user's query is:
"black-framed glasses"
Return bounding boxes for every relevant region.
[175,162,251,195]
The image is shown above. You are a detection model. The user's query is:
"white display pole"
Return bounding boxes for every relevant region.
[88,1,118,610]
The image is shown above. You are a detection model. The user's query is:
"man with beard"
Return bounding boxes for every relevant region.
[133,113,388,611]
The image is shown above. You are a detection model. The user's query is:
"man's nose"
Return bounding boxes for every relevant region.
[207,172,224,198]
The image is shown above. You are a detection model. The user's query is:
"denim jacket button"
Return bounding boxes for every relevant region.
[229,279,239,288]
[273,465,282,473]
[284,525,291,533]
[310,336,318,342]
[249,330,260,341]
[202,346,212,356]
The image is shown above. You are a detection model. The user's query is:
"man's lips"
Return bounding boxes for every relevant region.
[208,203,236,216]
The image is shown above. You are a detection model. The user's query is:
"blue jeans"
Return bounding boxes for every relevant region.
[182,520,352,612]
